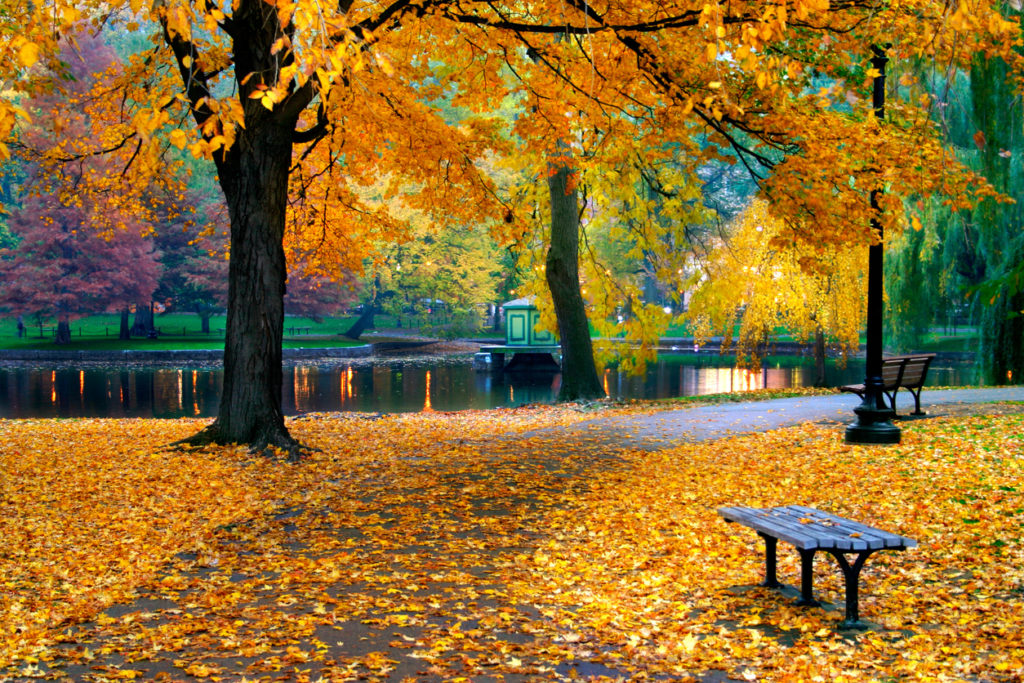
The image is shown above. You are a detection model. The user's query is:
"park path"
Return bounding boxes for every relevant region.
[8,387,1024,683]
[523,387,1024,450]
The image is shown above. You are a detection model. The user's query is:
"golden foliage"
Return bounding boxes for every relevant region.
[2,405,1023,680]
[687,199,867,367]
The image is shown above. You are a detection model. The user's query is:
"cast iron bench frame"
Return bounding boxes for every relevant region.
[840,353,936,416]
[718,505,916,629]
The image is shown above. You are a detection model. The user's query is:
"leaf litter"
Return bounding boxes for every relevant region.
[0,403,1021,681]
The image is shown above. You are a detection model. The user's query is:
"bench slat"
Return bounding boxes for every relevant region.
[778,507,917,548]
[729,508,866,550]
[719,505,916,552]
[755,510,872,551]
[719,507,824,548]
[785,505,917,549]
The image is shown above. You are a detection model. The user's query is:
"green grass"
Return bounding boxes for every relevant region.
[0,313,371,351]
[919,332,979,353]
[1,311,981,355]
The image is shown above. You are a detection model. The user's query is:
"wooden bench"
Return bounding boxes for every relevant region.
[840,353,936,416]
[718,505,916,629]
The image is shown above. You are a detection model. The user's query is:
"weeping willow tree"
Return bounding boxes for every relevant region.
[970,55,1024,384]
[888,52,1024,385]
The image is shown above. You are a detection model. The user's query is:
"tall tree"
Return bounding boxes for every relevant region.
[2,0,1018,451]
[545,150,604,400]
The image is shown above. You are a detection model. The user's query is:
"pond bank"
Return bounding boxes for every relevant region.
[0,337,974,366]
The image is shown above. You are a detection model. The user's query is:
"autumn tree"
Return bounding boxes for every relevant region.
[2,0,1019,451]
[512,140,711,385]
[0,31,162,342]
[372,225,502,336]
[686,199,866,385]
[0,191,161,342]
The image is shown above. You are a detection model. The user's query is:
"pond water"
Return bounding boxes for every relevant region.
[0,353,979,419]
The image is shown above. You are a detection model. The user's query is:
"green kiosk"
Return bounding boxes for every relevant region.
[476,297,560,372]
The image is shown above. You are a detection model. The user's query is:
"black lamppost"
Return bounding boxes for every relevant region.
[846,45,901,445]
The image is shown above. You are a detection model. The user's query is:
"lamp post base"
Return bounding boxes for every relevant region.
[845,404,901,444]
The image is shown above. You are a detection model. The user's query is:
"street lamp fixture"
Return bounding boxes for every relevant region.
[846,45,901,445]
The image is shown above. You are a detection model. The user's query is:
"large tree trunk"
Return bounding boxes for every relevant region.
[184,115,297,453]
[119,307,130,340]
[169,0,316,455]
[546,157,605,401]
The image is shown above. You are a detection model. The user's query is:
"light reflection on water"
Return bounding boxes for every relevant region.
[0,354,979,419]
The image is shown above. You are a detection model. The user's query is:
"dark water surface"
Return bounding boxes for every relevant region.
[0,354,980,419]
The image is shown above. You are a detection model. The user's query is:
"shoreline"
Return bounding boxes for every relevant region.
[0,337,975,367]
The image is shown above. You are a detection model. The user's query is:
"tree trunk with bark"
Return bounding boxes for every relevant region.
[131,303,154,337]
[119,307,130,340]
[167,0,318,456]
[182,111,299,454]
[55,315,71,344]
[546,158,605,401]
[813,326,827,387]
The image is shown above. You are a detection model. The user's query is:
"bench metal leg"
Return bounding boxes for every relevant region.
[826,550,875,630]
[909,387,925,415]
[797,549,820,607]
[757,533,781,588]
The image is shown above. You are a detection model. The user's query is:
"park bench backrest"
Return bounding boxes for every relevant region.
[899,355,935,389]
[880,359,906,389]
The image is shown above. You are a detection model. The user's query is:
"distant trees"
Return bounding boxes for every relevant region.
[0,191,161,343]
[0,31,163,342]
[0,32,354,339]
[149,187,229,334]
[371,223,504,337]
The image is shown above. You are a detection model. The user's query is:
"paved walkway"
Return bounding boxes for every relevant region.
[529,387,1024,450]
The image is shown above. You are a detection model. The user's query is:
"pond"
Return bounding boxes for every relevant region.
[0,353,979,419]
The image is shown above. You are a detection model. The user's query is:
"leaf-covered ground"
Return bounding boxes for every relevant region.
[1,401,1022,681]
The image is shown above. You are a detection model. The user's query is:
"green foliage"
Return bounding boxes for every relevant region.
[892,54,1024,382]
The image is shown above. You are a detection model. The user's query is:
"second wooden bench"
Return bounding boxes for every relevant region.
[840,353,936,416]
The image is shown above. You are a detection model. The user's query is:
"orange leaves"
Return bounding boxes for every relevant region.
[3,405,1024,680]
[0,419,270,668]
[510,410,1024,679]
[974,129,987,150]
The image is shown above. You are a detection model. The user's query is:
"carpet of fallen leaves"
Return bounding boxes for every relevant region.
[1,401,1022,682]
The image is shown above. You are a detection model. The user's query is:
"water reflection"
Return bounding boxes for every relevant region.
[0,354,979,419]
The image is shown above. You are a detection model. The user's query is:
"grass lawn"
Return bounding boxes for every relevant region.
[0,313,381,350]
[0,311,980,354]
